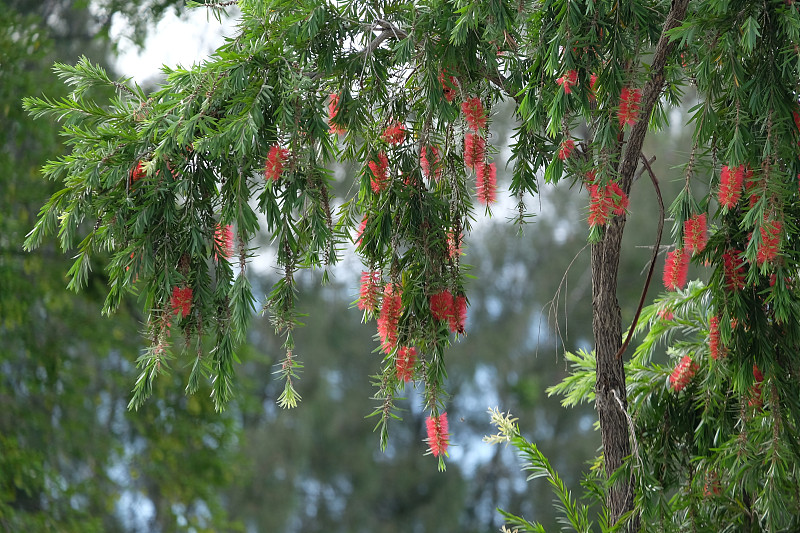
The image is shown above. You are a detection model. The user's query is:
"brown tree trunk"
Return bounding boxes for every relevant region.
[592,1,690,529]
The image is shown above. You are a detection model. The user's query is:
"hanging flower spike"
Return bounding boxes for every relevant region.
[447,229,462,259]
[430,290,454,321]
[368,152,390,194]
[420,146,442,181]
[358,270,382,312]
[328,93,346,135]
[722,249,746,292]
[463,133,486,171]
[558,139,575,160]
[588,184,613,227]
[395,346,417,382]
[377,284,402,354]
[684,213,708,255]
[749,364,764,408]
[556,70,578,94]
[381,120,406,146]
[756,217,782,266]
[658,308,674,321]
[170,286,193,318]
[606,182,629,216]
[354,216,368,247]
[589,73,598,101]
[461,97,487,132]
[265,145,289,182]
[663,247,690,291]
[670,355,699,392]
[425,412,449,457]
[129,160,146,185]
[214,223,234,261]
[718,164,744,210]
[709,314,723,359]
[618,87,642,127]
[476,162,497,205]
[439,71,457,102]
[449,295,467,334]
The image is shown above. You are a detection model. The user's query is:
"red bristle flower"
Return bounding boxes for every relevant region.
[670,355,699,392]
[395,346,417,382]
[368,152,390,194]
[757,217,782,266]
[381,120,406,145]
[463,133,486,170]
[684,213,708,255]
[556,70,578,94]
[749,364,764,408]
[355,216,368,247]
[430,290,454,321]
[461,97,487,132]
[588,184,613,227]
[377,284,402,354]
[358,271,382,312]
[618,87,642,127]
[214,224,234,261]
[129,160,146,184]
[476,162,497,205]
[658,308,674,321]
[663,247,690,291]
[170,286,193,318]
[449,295,467,334]
[447,230,462,259]
[589,73,598,101]
[420,146,442,181]
[439,71,458,102]
[328,93,346,135]
[722,249,746,292]
[718,164,744,210]
[425,412,450,457]
[558,139,575,160]
[606,182,629,215]
[265,145,289,182]
[709,314,723,360]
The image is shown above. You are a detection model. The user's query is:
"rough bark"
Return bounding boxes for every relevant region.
[593,0,690,529]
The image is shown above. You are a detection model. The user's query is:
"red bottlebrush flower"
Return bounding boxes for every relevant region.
[328,94,346,135]
[749,364,764,408]
[129,161,146,184]
[420,146,442,181]
[425,412,450,457]
[684,213,708,255]
[377,284,402,354]
[355,216,368,247]
[368,152,390,194]
[658,308,674,321]
[589,73,598,100]
[722,250,746,292]
[709,314,723,359]
[703,472,722,497]
[170,286,193,318]
[558,139,575,160]
[718,164,744,209]
[395,346,417,382]
[476,162,498,205]
[430,290,454,321]
[463,133,486,170]
[358,271,382,312]
[670,355,698,392]
[449,295,467,334]
[663,247,690,291]
[606,182,629,215]
[439,71,458,102]
[588,184,612,227]
[214,224,234,261]
[461,97,487,132]
[265,145,289,182]
[618,87,642,127]
[756,217,782,266]
[447,229,462,259]
[556,70,578,94]
[381,120,406,145]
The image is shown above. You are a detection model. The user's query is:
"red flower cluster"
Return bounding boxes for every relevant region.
[425,412,449,457]
[658,308,674,321]
[447,230,462,259]
[439,71,457,102]
[684,213,708,255]
[170,286,193,318]
[377,284,402,353]
[709,314,723,360]
[381,120,406,145]
[328,94,346,135]
[420,146,442,181]
[476,162,497,205]
[129,161,146,184]
[556,70,578,94]
[722,250,746,291]
[718,164,745,209]
[558,139,575,160]
[663,247,690,291]
[462,97,486,132]
[463,133,486,170]
[587,181,629,227]
[429,290,467,334]
[368,152,390,193]
[749,364,764,408]
[589,73,598,100]
[265,145,289,182]
[358,270,382,312]
[395,346,417,382]
[756,217,782,266]
[214,224,234,261]
[618,87,642,127]
[355,216,368,247]
[670,355,699,392]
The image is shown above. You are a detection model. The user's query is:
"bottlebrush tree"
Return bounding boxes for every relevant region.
[22,0,800,529]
